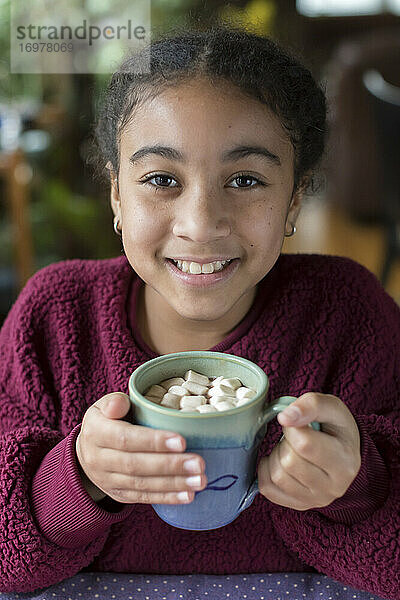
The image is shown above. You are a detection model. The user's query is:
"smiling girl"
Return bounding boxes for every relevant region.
[110,74,300,354]
[0,24,399,599]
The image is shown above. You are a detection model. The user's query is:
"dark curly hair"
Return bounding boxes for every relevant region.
[91,22,327,195]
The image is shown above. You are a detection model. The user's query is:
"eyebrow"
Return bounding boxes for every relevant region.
[129,144,281,167]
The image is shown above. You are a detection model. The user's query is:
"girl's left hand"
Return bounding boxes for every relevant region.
[257,392,362,511]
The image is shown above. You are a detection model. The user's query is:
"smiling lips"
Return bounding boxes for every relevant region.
[170,259,234,274]
[165,257,240,286]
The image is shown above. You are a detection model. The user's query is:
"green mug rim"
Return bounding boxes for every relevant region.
[129,351,269,418]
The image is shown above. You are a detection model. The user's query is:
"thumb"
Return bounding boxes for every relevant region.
[95,392,132,420]
[277,392,355,439]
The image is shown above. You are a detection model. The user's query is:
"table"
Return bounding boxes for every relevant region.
[0,572,389,600]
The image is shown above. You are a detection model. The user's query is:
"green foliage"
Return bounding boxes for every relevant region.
[1,0,276,274]
[30,178,121,266]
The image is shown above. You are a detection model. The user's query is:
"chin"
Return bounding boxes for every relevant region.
[173,301,232,322]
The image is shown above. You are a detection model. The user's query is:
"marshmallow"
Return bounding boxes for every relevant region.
[236,387,257,400]
[209,394,236,407]
[207,385,236,398]
[168,385,188,397]
[214,400,236,411]
[144,371,257,413]
[145,395,162,404]
[235,396,254,407]
[220,378,242,390]
[161,393,181,409]
[182,380,209,396]
[196,404,218,413]
[180,395,207,409]
[210,376,224,387]
[184,370,210,386]
[160,377,185,390]
[146,384,166,398]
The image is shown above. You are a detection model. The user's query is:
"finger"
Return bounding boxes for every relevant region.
[104,487,197,506]
[258,455,315,511]
[280,424,343,475]
[93,392,132,420]
[96,447,206,478]
[277,393,357,440]
[89,407,188,454]
[96,471,207,495]
[275,437,331,491]
[268,441,310,496]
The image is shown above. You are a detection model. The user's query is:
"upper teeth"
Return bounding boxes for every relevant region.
[171,259,233,274]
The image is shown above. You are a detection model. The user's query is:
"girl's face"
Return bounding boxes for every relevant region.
[111,77,302,339]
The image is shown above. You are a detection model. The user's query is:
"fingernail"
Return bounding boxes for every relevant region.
[183,458,201,473]
[177,491,190,502]
[165,437,183,451]
[282,406,302,421]
[186,475,202,487]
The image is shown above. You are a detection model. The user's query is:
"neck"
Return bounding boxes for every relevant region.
[136,284,256,355]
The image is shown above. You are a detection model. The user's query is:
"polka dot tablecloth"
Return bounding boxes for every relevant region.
[0,573,389,600]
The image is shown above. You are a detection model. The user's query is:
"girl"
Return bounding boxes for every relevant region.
[0,24,399,599]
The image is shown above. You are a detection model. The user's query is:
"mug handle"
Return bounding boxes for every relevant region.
[238,396,321,511]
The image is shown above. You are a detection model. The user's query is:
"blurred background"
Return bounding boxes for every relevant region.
[1,0,400,327]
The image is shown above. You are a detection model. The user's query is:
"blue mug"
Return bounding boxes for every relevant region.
[129,351,320,531]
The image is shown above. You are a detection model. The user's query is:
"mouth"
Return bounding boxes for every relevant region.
[164,257,241,287]
[167,258,235,274]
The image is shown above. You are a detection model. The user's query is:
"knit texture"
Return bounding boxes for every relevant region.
[0,254,398,597]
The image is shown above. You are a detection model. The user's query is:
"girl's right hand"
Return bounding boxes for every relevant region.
[75,392,208,505]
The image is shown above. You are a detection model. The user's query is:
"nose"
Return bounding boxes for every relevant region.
[172,184,231,243]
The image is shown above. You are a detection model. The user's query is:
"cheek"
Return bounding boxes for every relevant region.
[121,201,167,249]
[246,203,286,252]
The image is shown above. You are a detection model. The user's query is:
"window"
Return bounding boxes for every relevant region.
[296,0,400,16]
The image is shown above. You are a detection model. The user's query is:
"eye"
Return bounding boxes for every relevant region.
[229,173,267,189]
[138,172,267,191]
[140,173,179,190]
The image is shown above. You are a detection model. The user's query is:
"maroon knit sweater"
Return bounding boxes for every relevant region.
[0,254,399,598]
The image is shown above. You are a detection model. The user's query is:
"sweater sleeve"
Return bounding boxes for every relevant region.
[0,273,134,593]
[269,260,400,600]
[310,415,390,522]
[30,422,134,548]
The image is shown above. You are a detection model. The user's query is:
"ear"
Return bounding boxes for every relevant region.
[287,188,303,225]
[287,173,310,224]
[107,161,121,219]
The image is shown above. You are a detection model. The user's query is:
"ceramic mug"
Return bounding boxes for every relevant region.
[129,351,320,531]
